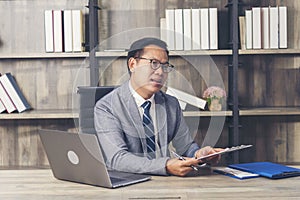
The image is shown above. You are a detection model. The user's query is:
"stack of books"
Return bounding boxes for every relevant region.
[44,9,84,53]
[160,8,218,51]
[239,6,287,50]
[0,73,31,114]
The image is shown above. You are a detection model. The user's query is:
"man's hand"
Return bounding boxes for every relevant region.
[195,146,224,164]
[166,157,200,177]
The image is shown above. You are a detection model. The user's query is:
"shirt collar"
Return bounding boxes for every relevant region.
[128,81,155,107]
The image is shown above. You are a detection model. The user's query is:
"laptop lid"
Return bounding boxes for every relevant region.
[229,162,300,179]
[39,129,151,188]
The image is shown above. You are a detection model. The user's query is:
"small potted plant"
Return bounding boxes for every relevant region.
[202,86,227,111]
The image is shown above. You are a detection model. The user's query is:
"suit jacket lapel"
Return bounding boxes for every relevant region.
[155,92,168,157]
[119,81,147,153]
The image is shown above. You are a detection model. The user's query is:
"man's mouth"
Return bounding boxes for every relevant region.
[150,79,163,85]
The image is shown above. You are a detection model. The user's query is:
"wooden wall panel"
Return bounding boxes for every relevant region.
[0,120,76,167]
[0,0,88,54]
[0,58,87,110]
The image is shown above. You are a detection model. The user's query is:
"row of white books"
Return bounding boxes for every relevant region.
[0,73,31,114]
[44,9,84,53]
[240,6,287,50]
[160,8,218,51]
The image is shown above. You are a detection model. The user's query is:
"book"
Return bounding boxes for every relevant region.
[63,10,73,52]
[160,18,167,43]
[72,10,83,52]
[209,8,218,50]
[261,7,270,49]
[191,8,201,50]
[200,8,209,50]
[0,99,6,113]
[229,162,300,179]
[174,9,183,50]
[252,7,261,49]
[245,10,252,49]
[279,6,287,49]
[213,167,260,179]
[239,16,246,50]
[269,7,279,49]
[165,9,175,50]
[53,10,63,52]
[183,9,192,50]
[44,10,54,52]
[0,82,16,113]
[0,73,31,113]
[166,87,207,110]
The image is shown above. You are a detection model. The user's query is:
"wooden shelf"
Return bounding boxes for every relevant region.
[96,49,232,58]
[183,110,232,117]
[239,49,300,55]
[1,109,233,119]
[0,109,78,119]
[240,107,300,116]
[0,52,89,59]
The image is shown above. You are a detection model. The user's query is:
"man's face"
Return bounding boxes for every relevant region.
[129,45,169,99]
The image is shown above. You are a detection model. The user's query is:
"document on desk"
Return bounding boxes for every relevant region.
[213,167,260,179]
[197,145,253,161]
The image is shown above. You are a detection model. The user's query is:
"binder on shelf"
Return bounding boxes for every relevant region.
[53,10,63,52]
[44,10,54,52]
[63,10,73,52]
[261,7,270,49]
[0,73,31,113]
[200,8,209,50]
[183,9,192,50]
[239,16,246,50]
[209,8,218,50]
[279,6,287,49]
[160,18,167,43]
[72,10,83,52]
[252,7,261,49]
[165,9,175,50]
[166,87,207,110]
[269,7,279,49]
[245,10,252,49]
[174,9,183,50]
[0,100,6,113]
[0,82,16,113]
[191,8,201,50]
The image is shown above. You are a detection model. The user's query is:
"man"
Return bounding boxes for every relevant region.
[94,37,221,176]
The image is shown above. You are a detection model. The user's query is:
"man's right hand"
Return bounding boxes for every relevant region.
[165,157,200,176]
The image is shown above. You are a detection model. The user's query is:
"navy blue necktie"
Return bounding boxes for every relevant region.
[141,101,156,159]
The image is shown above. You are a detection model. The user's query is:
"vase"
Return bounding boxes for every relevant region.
[208,98,222,111]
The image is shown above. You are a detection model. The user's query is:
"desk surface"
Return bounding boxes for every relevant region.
[1,168,300,200]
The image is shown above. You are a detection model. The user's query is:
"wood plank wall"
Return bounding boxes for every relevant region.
[0,0,299,167]
[238,0,300,164]
[0,0,87,167]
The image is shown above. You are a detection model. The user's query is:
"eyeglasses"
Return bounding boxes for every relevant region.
[134,57,174,73]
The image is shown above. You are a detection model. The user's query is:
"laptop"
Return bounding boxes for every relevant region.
[229,162,300,179]
[39,129,151,188]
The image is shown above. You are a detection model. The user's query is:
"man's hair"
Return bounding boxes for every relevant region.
[126,37,169,75]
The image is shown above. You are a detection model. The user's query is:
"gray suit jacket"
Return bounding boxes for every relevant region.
[94,81,200,175]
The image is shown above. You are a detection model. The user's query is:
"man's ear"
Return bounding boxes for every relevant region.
[128,57,136,73]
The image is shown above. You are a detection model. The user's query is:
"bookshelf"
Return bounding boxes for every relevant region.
[1,0,300,167]
[0,0,88,167]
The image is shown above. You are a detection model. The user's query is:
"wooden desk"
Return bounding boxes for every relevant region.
[1,168,300,199]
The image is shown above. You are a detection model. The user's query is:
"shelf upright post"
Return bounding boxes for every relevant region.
[88,0,99,86]
[227,0,240,163]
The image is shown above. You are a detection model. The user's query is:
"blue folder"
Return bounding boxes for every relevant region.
[229,162,300,179]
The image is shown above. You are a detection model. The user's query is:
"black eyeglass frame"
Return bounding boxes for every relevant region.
[134,57,174,73]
